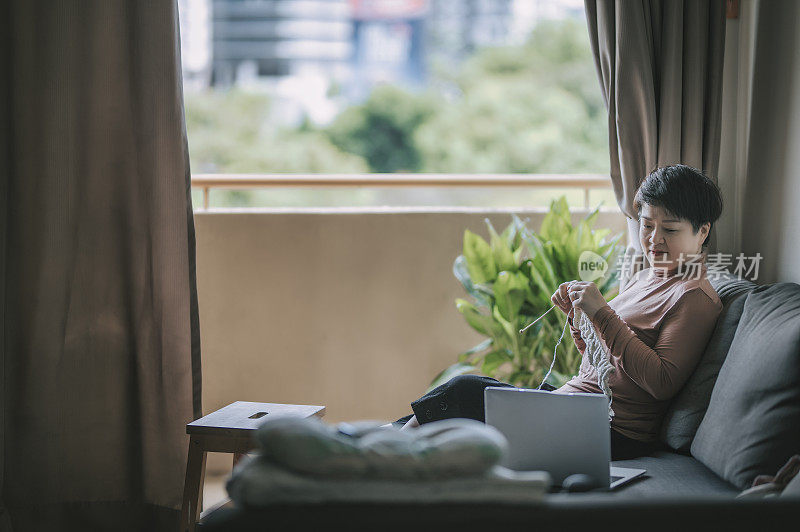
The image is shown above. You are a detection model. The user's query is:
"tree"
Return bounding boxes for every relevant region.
[415,18,609,174]
[325,85,436,173]
[184,89,368,174]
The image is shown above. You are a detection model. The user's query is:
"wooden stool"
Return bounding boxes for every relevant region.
[180,401,326,532]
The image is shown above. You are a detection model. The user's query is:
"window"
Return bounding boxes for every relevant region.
[178,0,613,210]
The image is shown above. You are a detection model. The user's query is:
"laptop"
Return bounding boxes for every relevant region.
[484,386,646,490]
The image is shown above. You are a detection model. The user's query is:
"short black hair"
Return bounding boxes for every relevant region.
[633,164,723,247]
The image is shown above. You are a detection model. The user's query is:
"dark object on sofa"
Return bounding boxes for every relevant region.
[200,272,800,530]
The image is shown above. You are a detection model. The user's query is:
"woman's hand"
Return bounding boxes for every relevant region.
[566,281,608,320]
[551,282,575,316]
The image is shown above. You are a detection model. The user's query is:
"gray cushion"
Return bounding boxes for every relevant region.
[691,282,800,490]
[605,451,737,498]
[707,272,759,301]
[659,278,756,452]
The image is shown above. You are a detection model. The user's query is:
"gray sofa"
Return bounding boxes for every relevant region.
[201,272,800,530]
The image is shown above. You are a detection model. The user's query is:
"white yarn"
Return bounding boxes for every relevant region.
[537,316,570,391]
[534,305,616,418]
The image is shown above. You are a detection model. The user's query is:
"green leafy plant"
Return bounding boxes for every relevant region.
[431,196,624,390]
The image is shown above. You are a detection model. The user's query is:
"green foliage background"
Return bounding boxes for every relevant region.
[184,19,611,201]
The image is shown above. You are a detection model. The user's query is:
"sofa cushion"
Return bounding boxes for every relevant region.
[607,451,737,498]
[659,275,757,452]
[691,282,800,490]
[707,272,759,300]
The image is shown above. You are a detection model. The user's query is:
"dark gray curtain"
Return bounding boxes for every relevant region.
[1,1,10,529]
[583,0,727,288]
[1,1,201,530]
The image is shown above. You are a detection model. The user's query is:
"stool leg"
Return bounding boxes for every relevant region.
[180,436,206,532]
[233,452,246,467]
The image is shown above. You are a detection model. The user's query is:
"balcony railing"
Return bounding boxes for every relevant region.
[191,173,613,211]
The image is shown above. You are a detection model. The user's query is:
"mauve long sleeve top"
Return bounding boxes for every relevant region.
[555,263,723,442]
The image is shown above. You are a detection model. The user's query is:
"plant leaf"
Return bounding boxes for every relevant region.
[481,349,513,375]
[458,338,493,363]
[494,271,526,322]
[583,202,601,227]
[486,218,517,272]
[524,232,557,286]
[456,298,493,336]
[463,230,497,284]
[428,362,477,391]
[492,304,516,342]
[453,255,491,306]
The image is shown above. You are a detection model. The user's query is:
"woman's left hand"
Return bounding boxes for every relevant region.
[567,281,608,320]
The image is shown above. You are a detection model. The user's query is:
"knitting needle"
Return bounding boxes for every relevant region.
[519,303,558,334]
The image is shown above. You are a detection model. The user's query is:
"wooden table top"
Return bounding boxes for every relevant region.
[187,401,326,437]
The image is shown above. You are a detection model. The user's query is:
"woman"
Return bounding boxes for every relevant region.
[395,164,724,461]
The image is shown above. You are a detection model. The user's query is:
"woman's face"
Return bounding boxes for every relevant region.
[638,203,710,272]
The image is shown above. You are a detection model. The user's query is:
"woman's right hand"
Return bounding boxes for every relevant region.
[551,281,575,316]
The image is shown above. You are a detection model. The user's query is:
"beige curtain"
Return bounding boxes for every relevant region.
[1,1,201,530]
[583,0,727,288]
